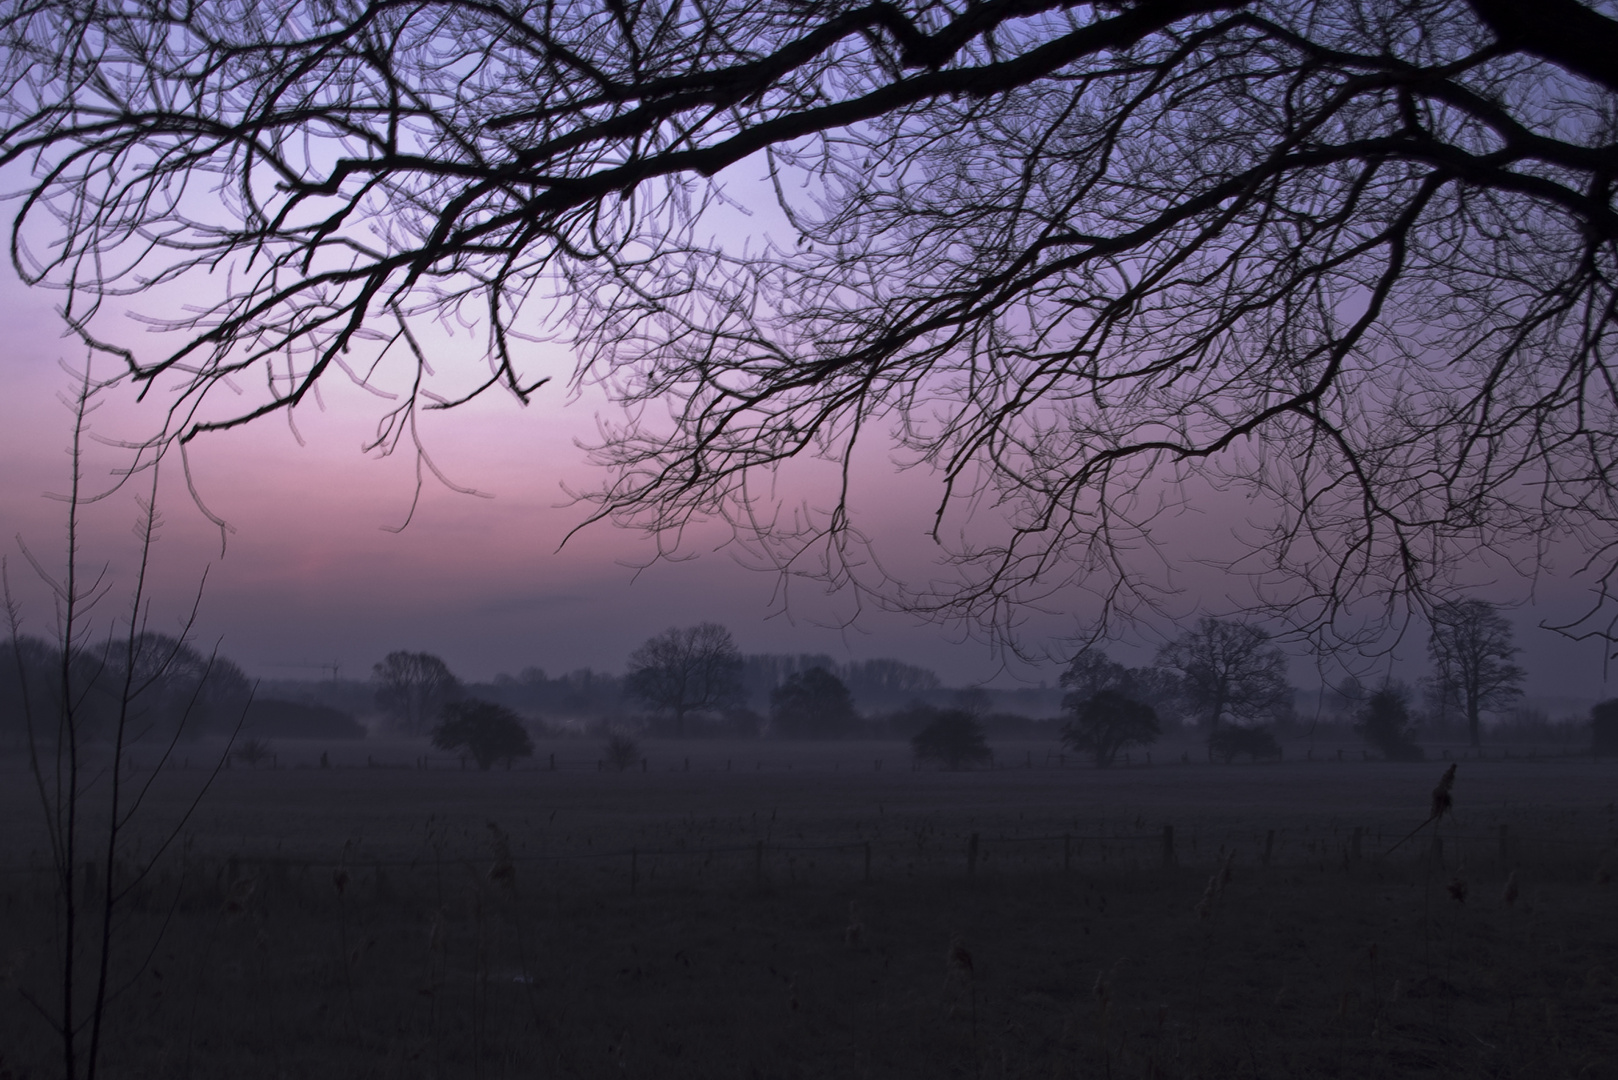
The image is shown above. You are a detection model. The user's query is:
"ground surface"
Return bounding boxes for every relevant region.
[3,740,1616,1078]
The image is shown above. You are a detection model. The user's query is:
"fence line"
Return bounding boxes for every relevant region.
[3,819,1612,890]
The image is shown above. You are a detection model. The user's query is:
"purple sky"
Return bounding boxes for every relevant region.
[2,255,1615,709]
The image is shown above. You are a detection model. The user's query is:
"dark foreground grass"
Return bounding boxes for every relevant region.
[3,753,1617,1078]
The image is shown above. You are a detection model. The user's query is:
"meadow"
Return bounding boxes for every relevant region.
[3,739,1616,1078]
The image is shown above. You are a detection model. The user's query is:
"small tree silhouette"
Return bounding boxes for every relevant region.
[604,733,639,771]
[431,700,534,771]
[1207,725,1282,764]
[233,738,274,768]
[1593,699,1618,757]
[911,709,992,770]
[1061,690,1160,768]
[1354,687,1424,762]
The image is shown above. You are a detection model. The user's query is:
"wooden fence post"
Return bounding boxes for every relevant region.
[1162,825,1175,868]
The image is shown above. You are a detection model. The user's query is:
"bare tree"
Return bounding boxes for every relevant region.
[624,623,743,736]
[5,364,246,1080]
[372,652,461,735]
[4,1,1618,649]
[1157,617,1293,732]
[1426,599,1525,747]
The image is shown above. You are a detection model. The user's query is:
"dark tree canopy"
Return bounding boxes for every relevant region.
[1206,723,1283,763]
[1426,599,1525,747]
[624,622,744,736]
[5,0,1618,648]
[1593,699,1618,757]
[1353,685,1424,762]
[910,708,992,770]
[1058,648,1181,715]
[431,699,535,770]
[1061,688,1161,768]
[769,666,859,738]
[1156,618,1293,731]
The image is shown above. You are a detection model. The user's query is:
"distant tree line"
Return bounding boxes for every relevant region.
[14,599,1593,765]
[0,632,251,744]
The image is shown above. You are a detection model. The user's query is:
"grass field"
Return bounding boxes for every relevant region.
[3,740,1616,1078]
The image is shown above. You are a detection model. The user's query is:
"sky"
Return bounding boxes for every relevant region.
[1,222,1615,710]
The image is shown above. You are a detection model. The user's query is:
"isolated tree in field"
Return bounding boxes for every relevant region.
[1156,619,1293,732]
[431,700,535,770]
[373,651,461,734]
[911,709,992,771]
[1354,686,1424,762]
[7,1,1618,654]
[1062,690,1160,769]
[770,666,859,739]
[624,623,743,737]
[1426,600,1525,748]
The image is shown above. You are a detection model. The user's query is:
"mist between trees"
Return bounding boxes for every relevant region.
[9,617,1607,762]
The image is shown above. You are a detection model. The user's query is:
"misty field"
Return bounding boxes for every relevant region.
[4,742,1617,1078]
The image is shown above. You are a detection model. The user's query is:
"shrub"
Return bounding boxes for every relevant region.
[604,733,640,771]
[233,737,274,768]
[911,709,992,770]
[1594,699,1618,757]
[431,700,535,770]
[1354,687,1424,761]
[1207,724,1282,764]
[1061,690,1160,768]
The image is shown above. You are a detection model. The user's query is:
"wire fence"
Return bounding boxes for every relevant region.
[3,817,1613,904]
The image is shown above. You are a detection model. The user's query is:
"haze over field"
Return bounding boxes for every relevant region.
[1,254,1612,709]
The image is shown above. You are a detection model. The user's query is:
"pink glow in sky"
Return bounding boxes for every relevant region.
[1,256,1614,706]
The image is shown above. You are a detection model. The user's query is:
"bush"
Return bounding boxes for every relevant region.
[233,737,274,768]
[1207,724,1282,764]
[431,700,535,770]
[1594,699,1618,757]
[1061,690,1160,768]
[604,733,640,771]
[1354,688,1424,761]
[911,709,992,770]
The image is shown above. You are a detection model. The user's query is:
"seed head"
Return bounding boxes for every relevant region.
[1430,764,1457,820]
